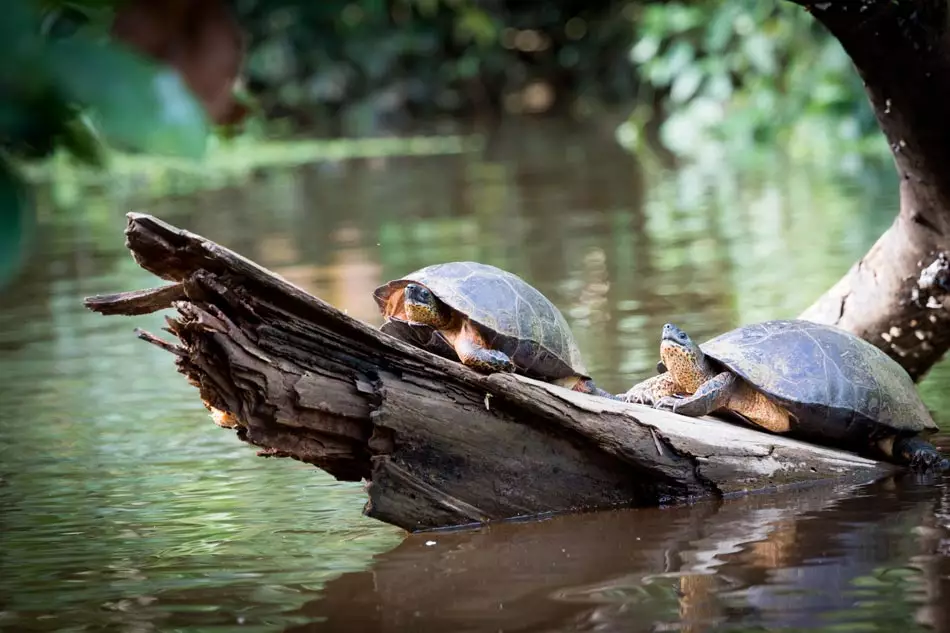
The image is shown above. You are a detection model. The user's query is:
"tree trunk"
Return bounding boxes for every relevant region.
[791,0,950,381]
[84,213,894,533]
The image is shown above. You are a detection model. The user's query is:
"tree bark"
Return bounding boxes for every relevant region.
[84,213,894,533]
[790,0,950,380]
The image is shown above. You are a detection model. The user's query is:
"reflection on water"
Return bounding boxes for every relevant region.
[1,118,949,632]
[293,475,950,633]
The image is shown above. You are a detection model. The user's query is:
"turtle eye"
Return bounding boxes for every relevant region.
[407,283,434,303]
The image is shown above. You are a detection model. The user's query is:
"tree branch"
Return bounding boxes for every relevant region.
[790,0,950,380]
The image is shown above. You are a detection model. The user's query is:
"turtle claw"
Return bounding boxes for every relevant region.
[894,436,950,471]
[621,376,669,406]
[909,452,950,472]
[623,384,660,406]
[622,388,653,406]
[654,396,680,412]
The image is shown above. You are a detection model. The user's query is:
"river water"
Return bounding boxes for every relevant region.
[2,119,950,632]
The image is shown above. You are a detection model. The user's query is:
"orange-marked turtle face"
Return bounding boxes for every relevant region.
[404,283,453,329]
[660,323,705,392]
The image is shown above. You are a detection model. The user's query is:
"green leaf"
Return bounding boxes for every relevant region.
[664,4,703,33]
[46,37,209,159]
[647,40,695,87]
[630,35,660,64]
[455,8,497,47]
[670,65,704,104]
[705,68,734,101]
[704,5,737,53]
[742,33,776,75]
[60,112,108,167]
[0,158,35,291]
[665,40,696,77]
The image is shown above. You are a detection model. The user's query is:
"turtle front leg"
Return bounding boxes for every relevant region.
[886,436,950,471]
[453,327,515,374]
[655,371,737,417]
[621,372,678,406]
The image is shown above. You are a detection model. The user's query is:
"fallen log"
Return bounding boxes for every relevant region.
[83,213,897,532]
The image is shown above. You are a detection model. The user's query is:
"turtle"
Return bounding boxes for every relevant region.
[373,261,617,399]
[622,319,949,470]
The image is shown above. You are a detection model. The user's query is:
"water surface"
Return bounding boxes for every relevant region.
[2,119,950,632]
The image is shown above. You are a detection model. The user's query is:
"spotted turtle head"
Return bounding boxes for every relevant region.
[660,323,707,387]
[403,283,453,329]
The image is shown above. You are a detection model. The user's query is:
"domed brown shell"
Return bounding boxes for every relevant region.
[374,261,588,380]
[700,319,938,444]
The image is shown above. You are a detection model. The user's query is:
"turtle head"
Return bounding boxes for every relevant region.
[660,323,707,386]
[403,283,452,328]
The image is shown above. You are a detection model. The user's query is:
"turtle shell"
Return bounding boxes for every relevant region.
[373,261,588,380]
[699,319,938,446]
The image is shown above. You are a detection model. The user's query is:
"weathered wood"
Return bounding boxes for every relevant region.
[83,283,187,315]
[788,0,950,380]
[84,213,896,532]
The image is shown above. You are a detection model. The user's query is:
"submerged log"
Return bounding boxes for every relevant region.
[84,213,895,532]
[791,0,950,380]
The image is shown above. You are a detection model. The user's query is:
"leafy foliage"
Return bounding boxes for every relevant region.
[0,160,35,290]
[1,0,210,163]
[234,0,640,129]
[0,0,212,288]
[0,0,896,292]
[621,1,883,160]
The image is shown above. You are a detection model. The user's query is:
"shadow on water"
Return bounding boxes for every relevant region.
[3,118,950,632]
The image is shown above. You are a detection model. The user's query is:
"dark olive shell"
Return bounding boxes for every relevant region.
[374,261,588,380]
[700,319,938,445]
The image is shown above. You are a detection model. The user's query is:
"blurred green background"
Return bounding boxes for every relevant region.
[0,0,885,290]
